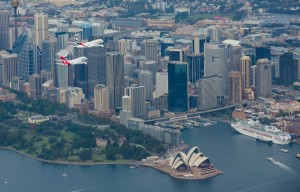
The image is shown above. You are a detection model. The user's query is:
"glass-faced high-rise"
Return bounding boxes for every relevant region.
[168,61,189,112]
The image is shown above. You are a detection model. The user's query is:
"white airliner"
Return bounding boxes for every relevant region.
[58,56,88,66]
[76,38,104,48]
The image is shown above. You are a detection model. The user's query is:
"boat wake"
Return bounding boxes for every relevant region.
[271,160,297,175]
[70,188,91,192]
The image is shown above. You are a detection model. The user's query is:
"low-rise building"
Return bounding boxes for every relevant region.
[28,115,49,124]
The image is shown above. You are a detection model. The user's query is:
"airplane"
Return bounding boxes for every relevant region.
[75,38,104,48]
[57,56,88,66]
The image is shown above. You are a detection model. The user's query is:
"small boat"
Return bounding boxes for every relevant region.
[296,153,300,158]
[279,149,288,153]
[267,157,276,162]
[4,179,8,184]
[62,173,67,177]
[129,166,136,169]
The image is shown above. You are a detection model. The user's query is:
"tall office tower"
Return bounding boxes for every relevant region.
[138,70,153,100]
[87,45,107,98]
[192,34,210,54]
[0,50,9,84]
[9,27,23,50]
[94,84,109,111]
[228,71,242,103]
[34,13,49,47]
[240,56,251,90]
[161,39,174,57]
[256,59,272,97]
[141,60,158,85]
[92,23,104,36]
[125,84,146,118]
[204,42,231,96]
[17,33,34,81]
[167,47,188,62]
[120,95,133,127]
[118,39,127,55]
[71,47,89,96]
[145,39,158,63]
[279,52,298,85]
[1,53,18,86]
[250,65,257,87]
[255,46,271,62]
[187,54,204,84]
[156,72,168,98]
[230,45,242,71]
[124,62,137,78]
[42,37,58,76]
[106,52,124,109]
[29,74,41,99]
[207,26,221,42]
[168,61,189,112]
[57,23,69,32]
[0,10,9,50]
[197,76,222,110]
[81,23,92,40]
[122,95,131,111]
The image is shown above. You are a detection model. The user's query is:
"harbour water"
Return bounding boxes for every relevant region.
[0,122,299,192]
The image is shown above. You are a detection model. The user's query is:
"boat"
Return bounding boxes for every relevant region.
[231,120,291,145]
[4,180,8,184]
[296,153,300,158]
[129,166,136,169]
[62,173,67,177]
[267,157,276,163]
[279,149,288,153]
[256,136,272,144]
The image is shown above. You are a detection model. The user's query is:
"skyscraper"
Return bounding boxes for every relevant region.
[125,84,146,118]
[161,39,174,57]
[167,47,188,62]
[204,42,231,96]
[42,37,58,75]
[256,59,272,97]
[29,74,41,99]
[197,75,222,110]
[118,39,127,55]
[141,60,158,85]
[168,61,189,112]
[228,71,242,103]
[156,71,168,98]
[230,45,242,71]
[187,54,204,84]
[87,45,107,98]
[207,26,221,42]
[17,33,34,81]
[279,52,298,85]
[120,95,133,127]
[94,84,109,111]
[240,55,251,90]
[192,34,210,54]
[106,52,124,109]
[1,53,18,86]
[138,70,153,100]
[0,10,9,50]
[145,39,158,63]
[34,13,49,47]
[256,47,271,62]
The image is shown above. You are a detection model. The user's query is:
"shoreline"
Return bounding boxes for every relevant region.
[0,146,135,166]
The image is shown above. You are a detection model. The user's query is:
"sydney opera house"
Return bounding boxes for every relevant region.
[143,146,222,179]
[170,146,210,170]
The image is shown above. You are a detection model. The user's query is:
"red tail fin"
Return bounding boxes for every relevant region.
[60,56,71,65]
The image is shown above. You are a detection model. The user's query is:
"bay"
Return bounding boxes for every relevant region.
[0,122,299,192]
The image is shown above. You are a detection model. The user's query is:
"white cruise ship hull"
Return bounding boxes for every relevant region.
[231,124,290,145]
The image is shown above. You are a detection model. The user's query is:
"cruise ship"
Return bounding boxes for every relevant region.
[231,120,291,145]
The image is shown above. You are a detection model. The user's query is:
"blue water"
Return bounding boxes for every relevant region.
[0,122,299,192]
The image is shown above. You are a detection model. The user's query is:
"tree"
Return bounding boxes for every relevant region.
[79,149,92,161]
